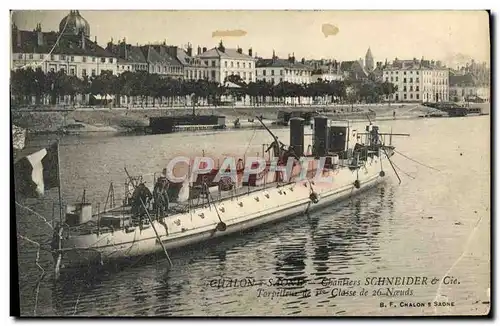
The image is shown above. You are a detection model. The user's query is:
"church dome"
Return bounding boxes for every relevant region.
[59,10,90,37]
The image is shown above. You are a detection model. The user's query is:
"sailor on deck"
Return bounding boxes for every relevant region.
[266,137,286,158]
[131,182,153,220]
[153,175,170,216]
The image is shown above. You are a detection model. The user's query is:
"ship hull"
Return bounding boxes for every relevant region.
[59,156,387,269]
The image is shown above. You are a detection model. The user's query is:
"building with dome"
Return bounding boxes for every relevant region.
[11,10,117,78]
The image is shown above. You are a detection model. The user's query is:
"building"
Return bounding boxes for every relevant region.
[196,41,256,84]
[256,52,313,85]
[339,60,368,81]
[106,38,148,74]
[166,44,208,81]
[382,58,449,102]
[11,10,117,78]
[365,47,374,72]
[449,74,490,103]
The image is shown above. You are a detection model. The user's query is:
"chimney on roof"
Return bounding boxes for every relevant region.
[94,36,97,44]
[292,52,296,64]
[187,43,192,57]
[217,40,225,53]
[237,46,242,54]
[202,46,207,53]
[248,48,252,57]
[301,58,305,64]
[197,46,201,55]
[36,23,44,46]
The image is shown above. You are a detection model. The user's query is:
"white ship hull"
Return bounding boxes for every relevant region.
[59,156,387,269]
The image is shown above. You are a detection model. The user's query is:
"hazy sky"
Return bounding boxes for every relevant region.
[12,10,490,67]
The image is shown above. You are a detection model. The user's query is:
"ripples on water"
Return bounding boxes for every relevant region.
[15,116,490,316]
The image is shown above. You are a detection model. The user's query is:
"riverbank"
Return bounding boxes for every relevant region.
[11,103,489,135]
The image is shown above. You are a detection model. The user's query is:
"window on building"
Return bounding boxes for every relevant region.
[271,70,275,76]
[70,56,74,62]
[271,78,275,84]
[204,60,208,66]
[416,93,420,100]
[60,55,66,60]
[396,77,398,82]
[243,72,246,79]
[50,54,55,61]
[404,78,407,83]
[263,70,267,76]
[280,70,284,76]
[225,61,227,68]
[70,68,75,75]
[230,61,234,68]
[91,69,96,76]
[416,86,420,91]
[243,63,246,68]
[410,86,413,91]
[82,69,87,76]
[109,58,113,63]
[17,54,23,59]
[386,77,389,82]
[60,68,66,74]
[249,63,252,69]
[403,86,407,91]
[211,70,216,80]
[249,72,252,80]
[92,57,96,62]
[410,93,413,99]
[263,78,266,82]
[416,71,419,75]
[28,54,33,59]
[404,93,407,99]
[404,71,406,75]
[39,54,44,60]
[416,77,419,83]
[211,60,216,67]
[100,57,105,63]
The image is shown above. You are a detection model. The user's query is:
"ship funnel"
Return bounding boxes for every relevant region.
[312,116,329,157]
[329,125,348,156]
[66,202,93,226]
[289,117,305,157]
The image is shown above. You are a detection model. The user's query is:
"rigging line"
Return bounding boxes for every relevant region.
[15,201,54,230]
[243,126,258,157]
[391,161,416,180]
[16,233,46,317]
[19,12,71,70]
[394,149,441,172]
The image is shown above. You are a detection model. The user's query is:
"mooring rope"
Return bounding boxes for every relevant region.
[394,149,441,172]
[15,201,54,230]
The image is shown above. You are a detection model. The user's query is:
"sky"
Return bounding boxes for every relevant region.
[11,10,490,67]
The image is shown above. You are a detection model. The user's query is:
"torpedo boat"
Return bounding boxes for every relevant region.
[51,116,407,274]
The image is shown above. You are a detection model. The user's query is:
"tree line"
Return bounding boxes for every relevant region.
[10,68,398,107]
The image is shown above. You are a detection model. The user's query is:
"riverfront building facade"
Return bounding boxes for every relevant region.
[255,53,313,85]
[382,58,449,103]
[195,41,256,84]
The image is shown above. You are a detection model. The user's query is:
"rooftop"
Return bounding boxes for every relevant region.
[197,47,255,60]
[256,58,311,70]
[12,29,115,58]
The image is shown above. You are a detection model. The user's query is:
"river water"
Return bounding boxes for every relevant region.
[15,115,490,316]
